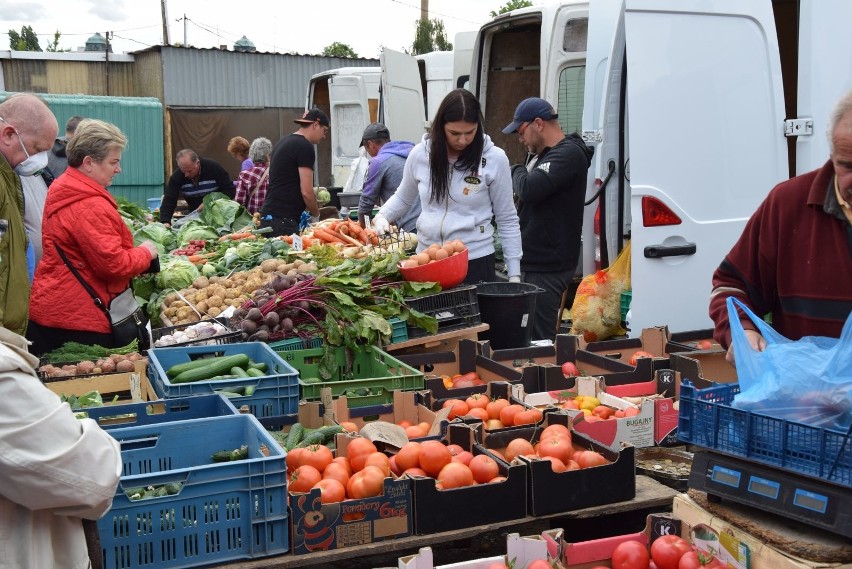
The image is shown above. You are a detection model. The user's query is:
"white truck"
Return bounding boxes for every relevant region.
[469,0,852,335]
[307,33,477,189]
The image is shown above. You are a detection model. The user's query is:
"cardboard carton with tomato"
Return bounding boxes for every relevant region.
[398,532,551,569]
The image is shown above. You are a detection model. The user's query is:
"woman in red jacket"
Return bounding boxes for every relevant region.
[27,119,159,356]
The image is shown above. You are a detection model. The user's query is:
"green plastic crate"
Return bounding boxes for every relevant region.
[268,336,324,352]
[620,290,632,322]
[274,345,424,407]
[388,317,408,344]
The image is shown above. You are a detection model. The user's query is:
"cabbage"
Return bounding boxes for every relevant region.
[176,220,219,246]
[200,192,254,233]
[134,222,176,254]
[155,255,200,291]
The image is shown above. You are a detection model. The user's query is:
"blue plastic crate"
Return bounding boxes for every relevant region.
[99,414,288,568]
[77,393,238,430]
[678,380,852,486]
[147,342,299,417]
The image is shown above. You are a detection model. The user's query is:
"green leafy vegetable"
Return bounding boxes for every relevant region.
[42,340,139,363]
[155,255,200,291]
[116,196,150,223]
[200,192,254,234]
[134,222,176,254]
[176,220,219,246]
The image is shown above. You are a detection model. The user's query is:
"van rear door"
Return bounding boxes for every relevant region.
[793,0,852,174]
[380,48,427,144]
[616,0,787,333]
[327,74,377,187]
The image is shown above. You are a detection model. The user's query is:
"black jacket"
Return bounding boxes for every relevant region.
[511,133,594,272]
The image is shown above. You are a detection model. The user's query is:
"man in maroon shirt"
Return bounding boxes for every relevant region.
[710,90,852,365]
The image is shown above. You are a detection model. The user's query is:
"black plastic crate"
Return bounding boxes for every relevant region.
[151,318,241,349]
[405,285,481,338]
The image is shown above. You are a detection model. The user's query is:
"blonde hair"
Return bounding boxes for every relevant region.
[67,119,127,167]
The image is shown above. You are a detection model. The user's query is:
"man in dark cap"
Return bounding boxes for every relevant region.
[260,108,330,236]
[357,123,419,232]
[503,97,594,341]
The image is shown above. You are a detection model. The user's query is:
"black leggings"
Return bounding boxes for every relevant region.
[26,320,115,358]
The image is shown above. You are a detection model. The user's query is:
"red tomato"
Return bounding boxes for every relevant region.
[299,444,333,474]
[363,452,391,476]
[650,535,693,569]
[395,441,423,472]
[347,437,378,472]
[486,398,510,420]
[466,393,489,410]
[442,399,470,420]
[312,478,345,504]
[593,405,615,420]
[678,551,722,569]
[504,438,535,462]
[537,435,573,464]
[561,361,580,377]
[321,462,351,487]
[436,462,474,489]
[611,539,651,569]
[499,404,525,427]
[347,465,385,499]
[289,465,322,494]
[695,339,713,350]
[466,407,489,421]
[469,454,500,484]
[527,561,552,569]
[629,350,655,366]
[418,441,453,477]
[452,450,474,466]
[513,407,543,426]
[578,450,609,469]
[539,456,567,473]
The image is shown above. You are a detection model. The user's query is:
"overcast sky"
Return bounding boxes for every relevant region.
[2,0,532,58]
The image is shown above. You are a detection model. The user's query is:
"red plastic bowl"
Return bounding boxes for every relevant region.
[399,247,468,289]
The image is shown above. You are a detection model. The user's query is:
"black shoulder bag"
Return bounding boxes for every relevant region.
[55,245,150,350]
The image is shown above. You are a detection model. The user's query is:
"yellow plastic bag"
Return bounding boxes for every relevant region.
[569,241,631,341]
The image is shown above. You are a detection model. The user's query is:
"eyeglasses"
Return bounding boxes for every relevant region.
[517,120,533,137]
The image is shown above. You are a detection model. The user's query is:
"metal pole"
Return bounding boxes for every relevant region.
[183,14,187,47]
[160,0,170,45]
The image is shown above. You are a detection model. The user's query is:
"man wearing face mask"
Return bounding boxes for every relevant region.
[0,93,58,336]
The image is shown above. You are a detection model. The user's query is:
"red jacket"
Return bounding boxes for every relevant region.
[29,168,152,333]
[709,160,852,348]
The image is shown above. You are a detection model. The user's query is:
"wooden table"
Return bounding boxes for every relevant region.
[384,323,490,356]
[213,475,678,569]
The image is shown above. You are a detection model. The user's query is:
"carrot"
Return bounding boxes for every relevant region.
[312,227,345,244]
[346,221,369,244]
[326,221,340,232]
[187,255,203,263]
[337,230,362,247]
[230,233,256,241]
[281,235,294,244]
[301,236,313,249]
[364,228,379,246]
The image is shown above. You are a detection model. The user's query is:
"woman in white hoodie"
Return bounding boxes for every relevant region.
[374,88,522,284]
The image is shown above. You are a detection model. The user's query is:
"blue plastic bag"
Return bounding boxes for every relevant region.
[728,296,852,431]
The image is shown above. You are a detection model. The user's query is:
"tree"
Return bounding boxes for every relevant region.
[45,31,64,52]
[322,42,358,58]
[8,25,42,51]
[490,0,533,18]
[411,18,452,56]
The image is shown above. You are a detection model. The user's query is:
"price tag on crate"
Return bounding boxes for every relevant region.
[129,371,142,402]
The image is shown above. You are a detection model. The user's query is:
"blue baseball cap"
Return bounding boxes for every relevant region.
[502,97,558,134]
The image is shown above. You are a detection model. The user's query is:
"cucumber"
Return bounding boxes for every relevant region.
[243,385,256,396]
[248,361,267,372]
[171,354,251,384]
[285,423,305,450]
[165,355,228,378]
[230,366,249,377]
[245,367,265,378]
[211,450,233,462]
[296,425,344,448]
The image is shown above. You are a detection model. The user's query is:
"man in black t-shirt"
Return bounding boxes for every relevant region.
[159,149,233,226]
[261,109,329,237]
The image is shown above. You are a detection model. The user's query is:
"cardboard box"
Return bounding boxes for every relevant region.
[398,533,550,569]
[398,340,529,401]
[289,434,412,555]
[410,423,527,534]
[669,350,737,391]
[43,361,157,406]
[521,376,656,449]
[542,513,681,568]
[672,494,852,569]
[481,413,635,516]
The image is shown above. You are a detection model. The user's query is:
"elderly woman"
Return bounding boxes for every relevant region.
[27,119,158,356]
[234,137,273,214]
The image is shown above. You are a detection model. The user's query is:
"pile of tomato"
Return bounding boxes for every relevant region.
[440,371,485,389]
[610,534,721,569]
[171,239,208,256]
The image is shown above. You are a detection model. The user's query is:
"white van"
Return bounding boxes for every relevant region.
[308,33,478,189]
[470,0,852,335]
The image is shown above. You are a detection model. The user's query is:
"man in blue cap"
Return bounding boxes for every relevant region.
[503,97,594,341]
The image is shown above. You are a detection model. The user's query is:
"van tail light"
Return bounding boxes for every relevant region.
[642,196,681,227]
[593,205,601,271]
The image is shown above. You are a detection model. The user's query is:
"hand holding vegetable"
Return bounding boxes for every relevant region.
[372,214,390,236]
[140,240,159,260]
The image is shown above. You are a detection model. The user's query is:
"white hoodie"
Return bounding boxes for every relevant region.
[379,133,522,277]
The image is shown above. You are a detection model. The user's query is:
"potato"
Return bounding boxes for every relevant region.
[207,295,224,308]
[164,292,179,307]
[207,306,222,317]
[192,276,210,289]
[116,360,135,373]
[176,306,193,319]
[292,259,304,268]
[171,300,187,310]
[196,301,209,313]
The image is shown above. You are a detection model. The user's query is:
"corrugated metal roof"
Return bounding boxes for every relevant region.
[158,47,378,108]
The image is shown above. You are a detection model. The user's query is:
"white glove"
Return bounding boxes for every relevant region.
[508,275,521,283]
[310,215,320,225]
[372,214,391,236]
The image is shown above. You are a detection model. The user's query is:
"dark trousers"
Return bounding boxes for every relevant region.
[26,320,115,358]
[464,253,496,285]
[260,215,298,237]
[522,268,575,341]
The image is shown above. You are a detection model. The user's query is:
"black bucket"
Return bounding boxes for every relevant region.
[475,282,544,349]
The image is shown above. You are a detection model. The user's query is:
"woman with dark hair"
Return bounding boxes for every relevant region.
[374,89,522,284]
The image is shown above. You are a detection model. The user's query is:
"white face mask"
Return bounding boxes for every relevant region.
[15,151,49,176]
